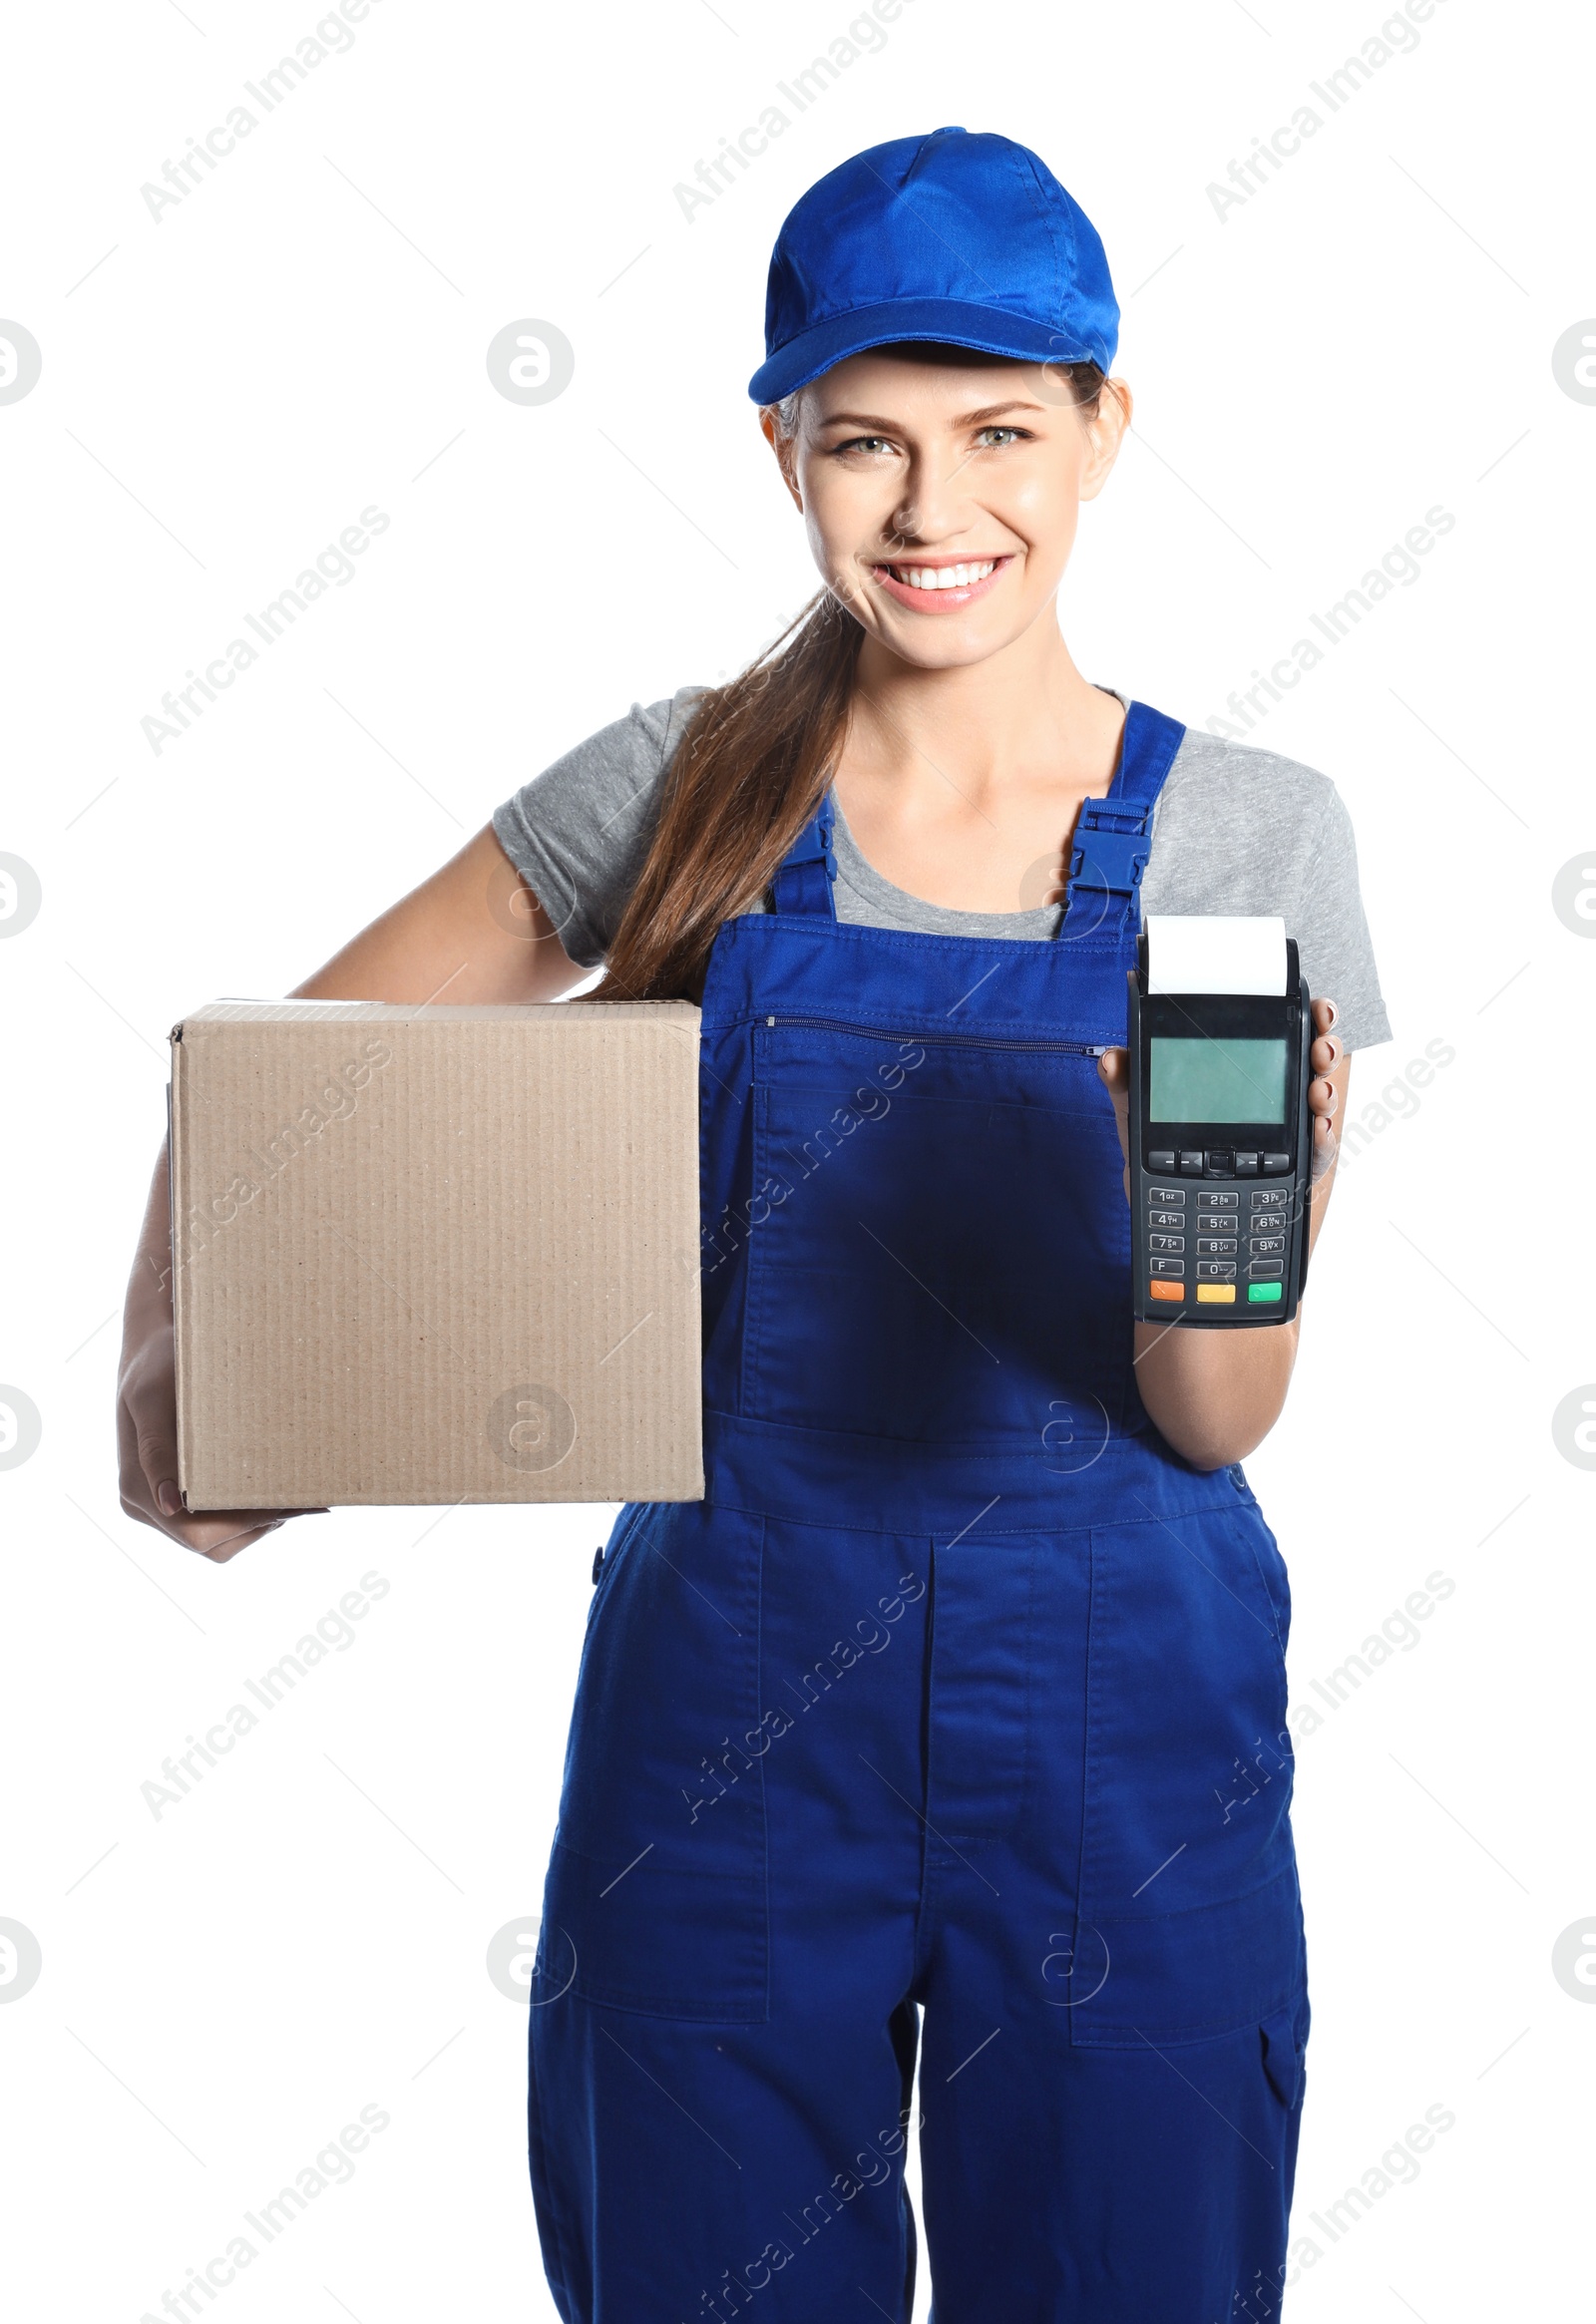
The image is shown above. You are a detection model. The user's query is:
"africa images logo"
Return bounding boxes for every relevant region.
[0,320,43,404]
[487,1384,577,1472]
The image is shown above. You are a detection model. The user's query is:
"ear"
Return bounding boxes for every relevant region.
[1077,377,1132,505]
[759,406,804,513]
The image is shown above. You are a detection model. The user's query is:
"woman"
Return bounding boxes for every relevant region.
[120,129,1389,2323]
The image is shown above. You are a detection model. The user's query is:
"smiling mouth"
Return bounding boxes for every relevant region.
[874,558,1002,591]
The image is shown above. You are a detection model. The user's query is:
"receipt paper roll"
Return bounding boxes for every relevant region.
[1143,914,1288,996]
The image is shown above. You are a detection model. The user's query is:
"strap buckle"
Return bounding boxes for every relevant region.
[793,810,836,880]
[770,809,837,916]
[1069,819,1150,897]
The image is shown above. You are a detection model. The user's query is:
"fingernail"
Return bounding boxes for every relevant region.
[157,1480,182,1516]
[1324,1000,1339,1026]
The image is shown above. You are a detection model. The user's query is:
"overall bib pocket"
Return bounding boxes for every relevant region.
[743,1021,1132,1446]
[538,1503,768,2022]
[1071,1503,1303,2045]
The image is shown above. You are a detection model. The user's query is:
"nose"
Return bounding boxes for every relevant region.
[888,449,976,549]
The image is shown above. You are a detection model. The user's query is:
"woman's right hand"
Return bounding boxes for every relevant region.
[117,1153,316,1562]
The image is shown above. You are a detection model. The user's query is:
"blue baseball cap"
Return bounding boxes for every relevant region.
[748,126,1118,405]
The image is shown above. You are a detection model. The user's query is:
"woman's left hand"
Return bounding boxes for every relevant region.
[1095,995,1345,1201]
[1096,996,1351,1466]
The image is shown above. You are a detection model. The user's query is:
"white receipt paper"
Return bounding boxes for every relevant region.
[1144,915,1287,996]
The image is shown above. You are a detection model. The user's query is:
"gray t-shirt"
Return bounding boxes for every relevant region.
[493,686,1392,1052]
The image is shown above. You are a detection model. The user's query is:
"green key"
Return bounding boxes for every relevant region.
[1248,1282,1283,1303]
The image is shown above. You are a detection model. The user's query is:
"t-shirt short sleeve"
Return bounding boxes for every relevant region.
[491,687,705,968]
[1141,731,1393,1054]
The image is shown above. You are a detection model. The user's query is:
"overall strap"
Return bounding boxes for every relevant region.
[1067,702,1186,934]
[770,800,838,918]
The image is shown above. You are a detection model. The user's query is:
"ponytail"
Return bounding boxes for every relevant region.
[600,589,863,1001]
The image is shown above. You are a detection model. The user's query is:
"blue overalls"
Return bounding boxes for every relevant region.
[529,703,1310,2324]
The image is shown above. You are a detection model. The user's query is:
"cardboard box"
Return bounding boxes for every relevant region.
[169,999,703,1507]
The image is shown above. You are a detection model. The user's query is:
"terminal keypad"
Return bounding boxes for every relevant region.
[1140,1167,1298,1313]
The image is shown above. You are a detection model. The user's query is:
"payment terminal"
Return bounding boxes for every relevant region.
[1127,917,1314,1327]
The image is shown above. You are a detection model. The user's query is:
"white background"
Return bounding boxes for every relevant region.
[2,0,1592,2316]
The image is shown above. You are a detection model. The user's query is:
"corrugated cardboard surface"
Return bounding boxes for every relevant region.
[171,1000,703,1507]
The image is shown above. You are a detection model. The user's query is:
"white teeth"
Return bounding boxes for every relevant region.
[889,560,997,590]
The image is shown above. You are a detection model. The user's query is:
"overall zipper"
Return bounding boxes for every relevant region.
[761,1014,1109,1057]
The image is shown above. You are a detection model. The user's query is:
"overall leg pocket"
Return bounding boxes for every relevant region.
[1071,1505,1304,2046]
[1260,1985,1312,2221]
[1260,1988,1310,2114]
[537,1501,768,2022]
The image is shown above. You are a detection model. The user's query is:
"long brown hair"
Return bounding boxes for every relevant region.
[601,589,861,1001]
[600,357,1110,1002]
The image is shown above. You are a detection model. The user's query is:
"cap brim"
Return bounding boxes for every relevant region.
[747,295,1112,404]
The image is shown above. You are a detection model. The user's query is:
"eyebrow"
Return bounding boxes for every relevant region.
[814,399,1046,431]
